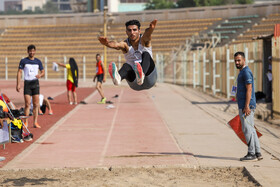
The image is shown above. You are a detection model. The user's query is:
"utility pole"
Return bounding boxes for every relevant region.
[103,6,108,75]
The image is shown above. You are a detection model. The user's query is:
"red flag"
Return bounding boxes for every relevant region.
[227,115,262,145]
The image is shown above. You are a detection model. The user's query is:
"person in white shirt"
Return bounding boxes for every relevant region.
[30,94,53,115]
[16,45,45,128]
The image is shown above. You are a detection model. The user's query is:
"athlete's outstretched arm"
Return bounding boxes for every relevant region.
[141,19,157,47]
[98,37,128,53]
[56,62,67,68]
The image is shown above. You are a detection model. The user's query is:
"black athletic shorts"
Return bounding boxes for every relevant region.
[40,104,46,114]
[24,79,40,96]
[97,74,104,83]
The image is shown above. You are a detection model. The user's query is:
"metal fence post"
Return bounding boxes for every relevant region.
[203,52,210,92]
[161,54,164,83]
[21,57,24,80]
[44,57,48,80]
[173,53,177,84]
[197,50,201,86]
[226,49,235,99]
[83,56,86,81]
[5,57,8,80]
[64,56,67,81]
[156,53,160,83]
[212,51,221,96]
[182,52,187,85]
[118,55,121,69]
[193,53,196,88]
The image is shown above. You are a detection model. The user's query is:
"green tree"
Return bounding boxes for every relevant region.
[42,1,59,13]
[235,0,253,4]
[145,0,176,10]
[34,7,44,14]
[177,0,196,7]
[176,0,251,8]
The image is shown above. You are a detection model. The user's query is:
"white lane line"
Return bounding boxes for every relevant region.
[98,88,124,166]
[149,85,200,167]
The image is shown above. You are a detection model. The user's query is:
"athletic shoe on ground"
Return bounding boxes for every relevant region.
[240,153,258,162]
[11,137,24,143]
[134,62,145,85]
[33,123,41,128]
[38,109,43,115]
[0,156,5,162]
[23,135,33,141]
[74,102,78,105]
[48,110,53,115]
[97,97,106,104]
[256,152,263,160]
[109,62,121,85]
[69,102,73,105]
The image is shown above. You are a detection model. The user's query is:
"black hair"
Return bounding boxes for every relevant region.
[96,54,101,58]
[27,44,36,51]
[125,20,141,29]
[234,51,245,58]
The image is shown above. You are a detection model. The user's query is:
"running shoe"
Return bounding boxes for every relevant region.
[108,62,121,85]
[23,135,33,142]
[49,109,53,115]
[97,97,106,104]
[256,152,263,161]
[134,62,145,85]
[0,156,5,161]
[240,153,258,162]
[11,137,24,143]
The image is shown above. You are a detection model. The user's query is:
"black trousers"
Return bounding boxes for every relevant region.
[119,52,155,82]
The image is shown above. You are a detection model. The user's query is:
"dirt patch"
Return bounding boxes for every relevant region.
[0,167,259,186]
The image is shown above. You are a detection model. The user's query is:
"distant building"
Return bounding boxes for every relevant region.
[109,0,178,13]
[51,0,72,12]
[0,0,22,11]
[22,0,46,11]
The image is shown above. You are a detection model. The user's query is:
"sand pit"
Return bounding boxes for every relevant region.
[0,166,259,186]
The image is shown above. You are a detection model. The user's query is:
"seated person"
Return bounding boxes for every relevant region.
[30,94,53,115]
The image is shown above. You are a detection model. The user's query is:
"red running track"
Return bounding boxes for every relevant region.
[0,86,94,168]
[2,86,192,169]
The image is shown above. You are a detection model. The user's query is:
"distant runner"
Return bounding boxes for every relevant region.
[93,54,106,104]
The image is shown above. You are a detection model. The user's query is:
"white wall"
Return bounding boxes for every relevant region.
[108,0,119,13]
[22,0,46,11]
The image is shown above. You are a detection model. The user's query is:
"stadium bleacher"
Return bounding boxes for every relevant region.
[232,13,279,44]
[0,18,221,79]
[205,14,262,46]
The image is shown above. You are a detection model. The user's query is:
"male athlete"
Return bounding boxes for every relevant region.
[16,44,45,128]
[98,19,157,91]
[93,54,106,104]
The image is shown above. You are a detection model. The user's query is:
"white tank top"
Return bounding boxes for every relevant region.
[124,35,153,67]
